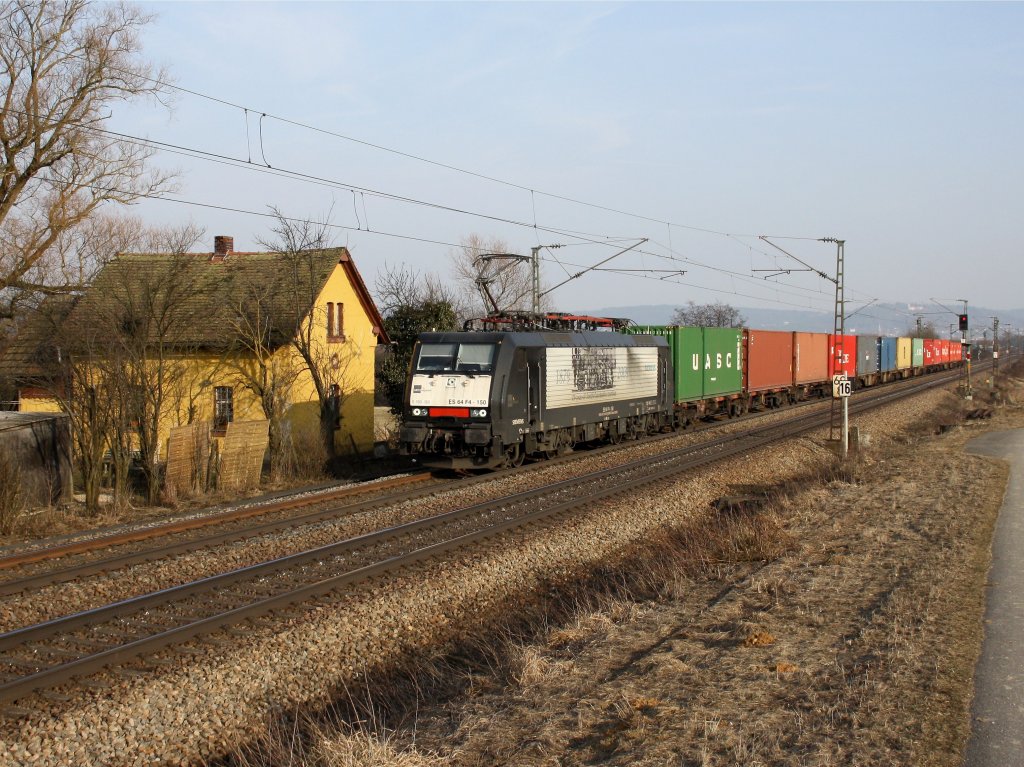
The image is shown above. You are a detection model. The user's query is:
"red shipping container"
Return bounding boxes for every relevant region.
[793,332,829,384]
[939,339,950,363]
[923,339,936,365]
[745,330,794,391]
[827,334,857,378]
[951,341,962,361]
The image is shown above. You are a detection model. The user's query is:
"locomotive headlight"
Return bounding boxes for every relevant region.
[475,408,488,418]
[411,407,423,416]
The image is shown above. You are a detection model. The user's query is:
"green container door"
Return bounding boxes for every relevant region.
[912,338,924,367]
[672,326,705,402]
[701,327,743,397]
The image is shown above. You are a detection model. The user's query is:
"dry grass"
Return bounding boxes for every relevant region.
[223,382,1019,767]
[0,450,23,535]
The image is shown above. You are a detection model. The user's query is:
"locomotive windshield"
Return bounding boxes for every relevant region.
[415,342,496,373]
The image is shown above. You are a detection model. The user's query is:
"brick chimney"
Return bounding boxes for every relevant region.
[213,236,234,260]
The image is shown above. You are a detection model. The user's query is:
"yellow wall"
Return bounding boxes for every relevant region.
[165,262,379,458]
[19,262,381,462]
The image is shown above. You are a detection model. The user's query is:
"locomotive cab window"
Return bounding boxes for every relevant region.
[415,343,496,373]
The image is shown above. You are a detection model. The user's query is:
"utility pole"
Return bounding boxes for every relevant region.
[760,235,847,457]
[530,246,542,316]
[826,239,848,458]
[992,317,1000,387]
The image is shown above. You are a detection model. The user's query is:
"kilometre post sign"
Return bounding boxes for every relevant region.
[832,374,852,399]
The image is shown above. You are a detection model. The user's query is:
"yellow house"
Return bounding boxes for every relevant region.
[1,236,389,462]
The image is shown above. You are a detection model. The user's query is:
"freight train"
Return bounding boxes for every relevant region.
[399,324,965,469]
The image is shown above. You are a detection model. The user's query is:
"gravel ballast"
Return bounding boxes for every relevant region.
[0,388,958,766]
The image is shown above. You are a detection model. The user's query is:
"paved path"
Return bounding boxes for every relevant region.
[965,430,1024,767]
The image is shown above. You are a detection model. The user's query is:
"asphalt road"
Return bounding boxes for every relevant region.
[965,429,1024,767]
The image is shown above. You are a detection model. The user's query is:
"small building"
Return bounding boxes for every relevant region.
[0,412,73,508]
[0,236,390,462]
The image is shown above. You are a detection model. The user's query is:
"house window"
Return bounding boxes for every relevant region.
[327,301,344,342]
[213,386,234,431]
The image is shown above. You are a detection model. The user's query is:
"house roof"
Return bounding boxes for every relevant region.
[77,246,388,349]
[0,296,78,381]
[0,245,390,381]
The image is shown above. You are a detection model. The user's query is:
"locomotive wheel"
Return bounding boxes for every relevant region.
[505,445,524,468]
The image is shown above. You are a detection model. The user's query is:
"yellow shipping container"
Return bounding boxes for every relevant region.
[896,337,913,370]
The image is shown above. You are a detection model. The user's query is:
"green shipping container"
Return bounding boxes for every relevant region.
[912,338,925,367]
[626,326,742,403]
[700,327,744,399]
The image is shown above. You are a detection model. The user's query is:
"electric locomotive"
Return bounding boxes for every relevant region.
[399,330,674,469]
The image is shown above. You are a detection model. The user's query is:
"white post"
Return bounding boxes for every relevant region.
[842,395,849,457]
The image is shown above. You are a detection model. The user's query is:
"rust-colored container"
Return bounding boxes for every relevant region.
[745,330,794,392]
[793,332,829,384]
[827,334,857,377]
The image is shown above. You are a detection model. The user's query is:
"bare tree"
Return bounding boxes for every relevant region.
[909,322,938,339]
[226,279,301,478]
[259,208,356,464]
[96,223,208,504]
[449,234,539,318]
[23,297,115,515]
[374,262,461,412]
[0,0,175,322]
[375,261,466,318]
[670,300,746,328]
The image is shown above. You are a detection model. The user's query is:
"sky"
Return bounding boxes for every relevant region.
[115,1,1024,317]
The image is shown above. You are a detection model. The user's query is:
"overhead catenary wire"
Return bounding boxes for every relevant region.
[10,104,866,310]
[0,27,770,241]
[0,31,889,311]
[31,163,847,316]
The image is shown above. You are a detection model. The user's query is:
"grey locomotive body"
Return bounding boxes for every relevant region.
[399,330,673,469]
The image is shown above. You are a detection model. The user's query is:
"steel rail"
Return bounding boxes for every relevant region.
[0,365,949,597]
[0,368,964,707]
[0,388,827,594]
[0,473,434,571]
[0,362,968,593]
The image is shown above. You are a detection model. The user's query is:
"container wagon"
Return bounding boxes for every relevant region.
[828,334,857,378]
[745,330,795,407]
[626,325,744,422]
[880,337,898,382]
[856,335,881,387]
[793,332,830,398]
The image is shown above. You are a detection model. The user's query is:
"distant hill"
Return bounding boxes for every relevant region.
[569,303,1024,338]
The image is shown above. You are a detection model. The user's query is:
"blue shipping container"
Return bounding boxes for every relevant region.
[880,337,898,372]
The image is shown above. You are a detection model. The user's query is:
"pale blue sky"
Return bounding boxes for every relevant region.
[118,2,1024,315]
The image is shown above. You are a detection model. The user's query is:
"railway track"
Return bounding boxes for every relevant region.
[0,364,968,596]
[0,367,967,711]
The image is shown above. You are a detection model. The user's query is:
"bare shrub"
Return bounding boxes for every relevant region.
[279,426,329,482]
[0,450,23,534]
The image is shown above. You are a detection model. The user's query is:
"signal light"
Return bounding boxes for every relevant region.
[958,314,969,331]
